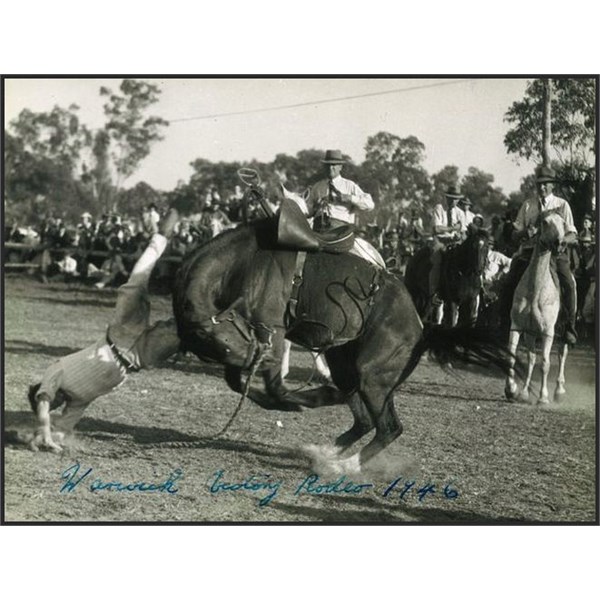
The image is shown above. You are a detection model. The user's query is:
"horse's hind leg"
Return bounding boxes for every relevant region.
[334,392,374,452]
[323,372,403,476]
[357,384,402,465]
[554,342,568,402]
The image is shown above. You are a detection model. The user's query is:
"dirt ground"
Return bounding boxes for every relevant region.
[3,275,597,523]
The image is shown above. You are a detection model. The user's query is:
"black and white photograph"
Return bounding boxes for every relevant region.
[2,76,597,525]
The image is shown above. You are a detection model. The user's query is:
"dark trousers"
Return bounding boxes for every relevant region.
[499,251,577,336]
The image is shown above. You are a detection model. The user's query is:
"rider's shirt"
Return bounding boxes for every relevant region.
[432,203,463,243]
[309,175,374,225]
[461,208,475,230]
[514,193,577,251]
[36,338,127,405]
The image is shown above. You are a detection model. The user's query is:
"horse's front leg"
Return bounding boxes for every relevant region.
[505,329,520,400]
[554,341,569,402]
[538,335,553,405]
[520,345,536,403]
[281,339,291,380]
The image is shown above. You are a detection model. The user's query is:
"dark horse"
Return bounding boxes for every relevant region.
[173,212,510,475]
[405,228,490,326]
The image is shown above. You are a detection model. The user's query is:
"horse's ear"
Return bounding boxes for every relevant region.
[280,184,293,200]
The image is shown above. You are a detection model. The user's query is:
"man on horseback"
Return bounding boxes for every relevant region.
[309,149,373,228]
[307,149,385,268]
[429,184,465,307]
[499,166,579,344]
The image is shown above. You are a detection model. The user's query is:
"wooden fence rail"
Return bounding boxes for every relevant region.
[4,242,184,271]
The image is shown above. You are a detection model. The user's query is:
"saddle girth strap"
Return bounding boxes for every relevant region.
[286,251,307,323]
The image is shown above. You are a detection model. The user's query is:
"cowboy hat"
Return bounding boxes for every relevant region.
[459,197,473,206]
[445,185,464,199]
[535,165,557,183]
[321,149,346,165]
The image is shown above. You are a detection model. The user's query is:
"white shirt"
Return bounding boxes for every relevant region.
[462,208,475,229]
[514,193,577,236]
[309,175,374,225]
[432,203,463,242]
[484,250,512,282]
[57,255,78,275]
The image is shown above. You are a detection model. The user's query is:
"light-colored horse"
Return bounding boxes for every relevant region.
[505,212,570,405]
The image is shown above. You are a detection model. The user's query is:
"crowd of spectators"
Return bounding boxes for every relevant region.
[4,186,258,287]
[5,187,596,331]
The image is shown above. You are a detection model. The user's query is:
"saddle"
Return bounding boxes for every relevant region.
[276,198,355,254]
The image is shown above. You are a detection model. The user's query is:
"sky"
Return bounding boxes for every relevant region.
[4,77,537,194]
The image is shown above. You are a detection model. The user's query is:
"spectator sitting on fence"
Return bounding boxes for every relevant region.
[169,219,195,256]
[40,249,80,284]
[89,245,129,289]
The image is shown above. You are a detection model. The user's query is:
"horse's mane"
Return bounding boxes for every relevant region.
[179,221,263,281]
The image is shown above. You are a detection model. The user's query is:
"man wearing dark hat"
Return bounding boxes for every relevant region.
[499,165,579,344]
[429,185,465,308]
[307,149,384,267]
[309,150,374,227]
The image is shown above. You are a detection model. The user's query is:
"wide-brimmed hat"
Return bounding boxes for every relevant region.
[535,165,557,183]
[321,149,346,165]
[459,197,472,206]
[81,211,92,219]
[445,185,464,199]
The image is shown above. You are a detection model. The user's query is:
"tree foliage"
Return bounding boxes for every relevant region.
[504,78,596,167]
[460,167,508,218]
[5,79,168,222]
[100,79,169,187]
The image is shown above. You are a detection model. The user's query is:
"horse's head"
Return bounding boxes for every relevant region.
[463,227,490,276]
[539,211,566,252]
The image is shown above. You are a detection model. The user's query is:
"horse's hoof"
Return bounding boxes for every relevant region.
[538,397,551,407]
[554,389,566,403]
[276,398,305,412]
[504,383,518,401]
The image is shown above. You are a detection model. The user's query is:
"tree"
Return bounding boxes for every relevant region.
[117,181,163,217]
[460,167,508,218]
[8,104,91,173]
[362,132,431,227]
[504,78,596,167]
[504,78,596,226]
[97,79,169,211]
[4,119,88,224]
[431,165,460,206]
[5,79,169,223]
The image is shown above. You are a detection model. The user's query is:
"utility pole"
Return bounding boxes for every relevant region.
[541,78,552,167]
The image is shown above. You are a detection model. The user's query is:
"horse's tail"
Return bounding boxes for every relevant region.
[394,325,513,390]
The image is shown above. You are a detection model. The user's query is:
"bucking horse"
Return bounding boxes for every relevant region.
[173,197,512,475]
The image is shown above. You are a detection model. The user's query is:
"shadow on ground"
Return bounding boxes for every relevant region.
[270,492,522,523]
[6,339,82,357]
